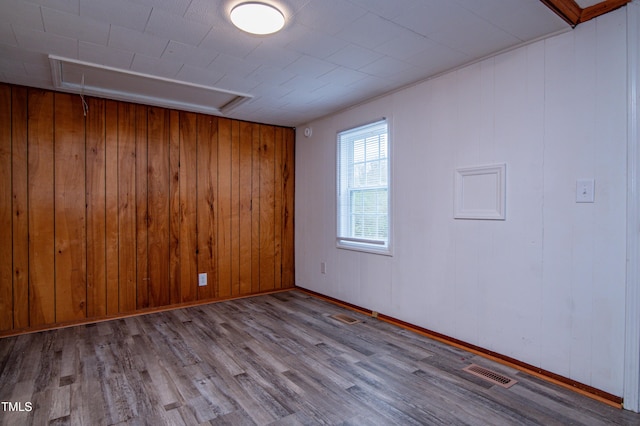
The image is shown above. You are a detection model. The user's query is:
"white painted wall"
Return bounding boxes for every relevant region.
[295,7,629,396]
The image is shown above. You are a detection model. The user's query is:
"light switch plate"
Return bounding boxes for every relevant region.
[576,179,595,203]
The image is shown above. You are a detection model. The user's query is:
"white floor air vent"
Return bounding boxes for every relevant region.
[49,55,252,115]
[463,364,518,388]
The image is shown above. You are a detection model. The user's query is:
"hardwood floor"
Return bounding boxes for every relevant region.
[0,290,638,425]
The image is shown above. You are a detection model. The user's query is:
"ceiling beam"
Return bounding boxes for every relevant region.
[540,0,631,27]
[580,0,631,22]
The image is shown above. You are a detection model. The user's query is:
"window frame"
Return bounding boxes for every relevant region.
[336,118,393,256]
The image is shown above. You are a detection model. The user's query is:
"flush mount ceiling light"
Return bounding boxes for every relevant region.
[230,2,285,35]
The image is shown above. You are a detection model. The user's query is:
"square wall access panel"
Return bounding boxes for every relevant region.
[49,55,252,115]
[454,163,506,220]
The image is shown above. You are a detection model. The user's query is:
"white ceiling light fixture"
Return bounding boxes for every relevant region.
[230,2,285,35]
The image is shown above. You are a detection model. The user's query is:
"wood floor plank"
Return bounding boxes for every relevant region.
[0,290,639,426]
[134,341,181,409]
[72,341,108,426]
[48,384,70,422]
[280,369,360,423]
[30,388,53,426]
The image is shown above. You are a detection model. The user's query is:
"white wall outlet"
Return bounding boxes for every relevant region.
[576,179,595,203]
[321,262,327,274]
[198,273,207,287]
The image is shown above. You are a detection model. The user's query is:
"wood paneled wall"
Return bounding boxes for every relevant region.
[0,83,295,334]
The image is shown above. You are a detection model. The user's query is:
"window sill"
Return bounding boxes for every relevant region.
[336,240,393,256]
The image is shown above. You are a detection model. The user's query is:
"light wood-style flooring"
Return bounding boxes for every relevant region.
[1,290,639,425]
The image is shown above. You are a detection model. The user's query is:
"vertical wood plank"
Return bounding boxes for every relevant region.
[251,123,261,293]
[273,127,283,290]
[239,122,253,295]
[217,118,232,298]
[11,86,29,328]
[86,97,107,318]
[54,93,87,322]
[147,107,171,307]
[282,128,295,288]
[179,112,198,303]
[196,115,217,300]
[105,101,119,315]
[0,84,12,330]
[231,120,241,296]
[169,110,181,304]
[135,105,149,309]
[28,89,56,326]
[118,102,137,313]
[259,125,275,291]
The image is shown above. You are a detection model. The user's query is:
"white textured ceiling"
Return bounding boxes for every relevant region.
[0,0,570,127]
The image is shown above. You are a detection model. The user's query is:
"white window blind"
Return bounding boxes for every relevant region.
[337,119,390,253]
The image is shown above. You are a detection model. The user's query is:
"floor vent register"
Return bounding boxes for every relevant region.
[331,313,361,325]
[463,364,518,389]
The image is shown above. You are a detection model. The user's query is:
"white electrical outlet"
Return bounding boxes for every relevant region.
[321,262,327,274]
[198,273,207,287]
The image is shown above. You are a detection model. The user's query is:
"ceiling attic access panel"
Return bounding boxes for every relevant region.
[49,55,252,116]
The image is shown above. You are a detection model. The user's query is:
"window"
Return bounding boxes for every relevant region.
[337,119,390,254]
